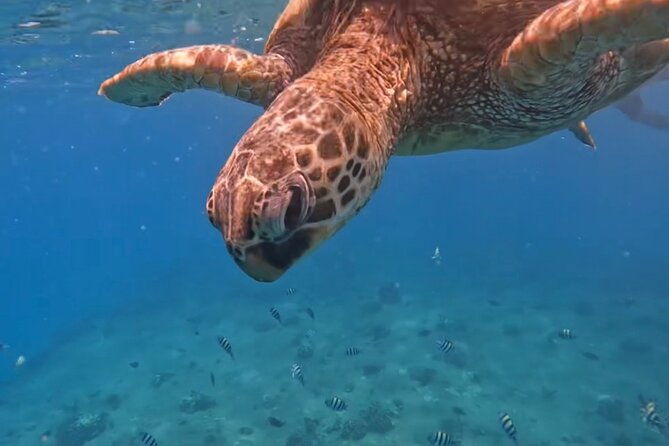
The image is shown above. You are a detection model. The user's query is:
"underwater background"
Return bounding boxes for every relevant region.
[1,1,669,445]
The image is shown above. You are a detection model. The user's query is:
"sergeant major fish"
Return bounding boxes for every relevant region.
[498,412,518,442]
[325,396,347,411]
[216,336,234,359]
[437,338,454,353]
[291,363,304,385]
[139,431,158,446]
[270,307,282,323]
[428,431,457,445]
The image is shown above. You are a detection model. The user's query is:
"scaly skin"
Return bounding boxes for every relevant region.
[206,8,413,280]
[98,45,294,107]
[99,0,669,281]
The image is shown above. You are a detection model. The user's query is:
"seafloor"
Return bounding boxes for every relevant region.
[1,273,668,446]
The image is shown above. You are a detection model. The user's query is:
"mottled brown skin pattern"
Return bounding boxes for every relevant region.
[398,0,669,154]
[207,3,411,280]
[98,45,294,107]
[99,0,669,281]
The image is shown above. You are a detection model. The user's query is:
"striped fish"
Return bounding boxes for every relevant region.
[428,431,454,445]
[291,363,304,386]
[139,431,158,446]
[437,338,454,353]
[325,396,347,411]
[270,307,282,323]
[558,329,574,339]
[216,336,234,359]
[345,347,361,357]
[498,412,518,442]
[286,287,297,295]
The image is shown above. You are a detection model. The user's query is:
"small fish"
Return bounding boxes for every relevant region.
[217,336,234,359]
[129,361,140,369]
[640,397,669,438]
[581,351,599,361]
[210,372,216,387]
[325,396,347,411]
[267,416,285,427]
[305,307,315,320]
[39,430,51,443]
[498,412,518,442]
[291,363,304,385]
[270,307,282,323]
[428,431,454,445]
[18,21,41,29]
[15,355,26,368]
[558,329,574,339]
[286,287,297,295]
[437,338,454,353]
[0,343,10,351]
[432,247,442,265]
[139,431,158,446]
[345,347,361,357]
[642,401,662,424]
[91,29,120,36]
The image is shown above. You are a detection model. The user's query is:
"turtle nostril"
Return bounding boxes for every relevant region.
[206,189,222,230]
[283,185,305,232]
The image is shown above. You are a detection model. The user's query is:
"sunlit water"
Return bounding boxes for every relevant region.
[2,2,669,445]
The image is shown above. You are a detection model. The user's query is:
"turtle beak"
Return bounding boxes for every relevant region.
[234,228,319,282]
[234,248,285,282]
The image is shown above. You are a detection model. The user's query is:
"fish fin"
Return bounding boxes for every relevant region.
[569,121,597,150]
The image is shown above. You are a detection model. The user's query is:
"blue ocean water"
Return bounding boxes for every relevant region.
[1,2,669,445]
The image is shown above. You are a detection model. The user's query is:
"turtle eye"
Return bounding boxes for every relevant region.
[283,185,306,232]
[257,174,312,241]
[260,192,287,239]
[258,184,307,240]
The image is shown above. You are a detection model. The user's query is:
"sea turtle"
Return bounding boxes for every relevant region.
[99,0,669,282]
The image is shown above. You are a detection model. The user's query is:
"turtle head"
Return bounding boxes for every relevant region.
[207,85,386,282]
[207,165,318,282]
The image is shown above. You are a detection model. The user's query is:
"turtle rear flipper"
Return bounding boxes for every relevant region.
[98,45,293,108]
[568,121,596,149]
[498,0,669,107]
[612,38,669,102]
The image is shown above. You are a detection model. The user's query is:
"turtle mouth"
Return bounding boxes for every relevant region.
[236,228,319,282]
[257,172,315,242]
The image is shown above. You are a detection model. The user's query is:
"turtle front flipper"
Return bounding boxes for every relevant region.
[498,0,669,107]
[98,45,293,108]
